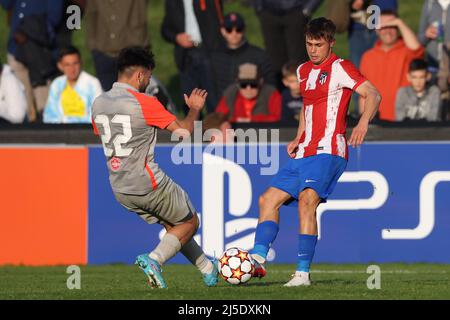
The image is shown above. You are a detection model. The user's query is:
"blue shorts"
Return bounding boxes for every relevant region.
[270,154,347,206]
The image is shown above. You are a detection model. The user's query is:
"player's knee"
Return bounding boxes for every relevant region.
[259,194,276,211]
[258,195,266,209]
[258,194,281,222]
[299,189,320,211]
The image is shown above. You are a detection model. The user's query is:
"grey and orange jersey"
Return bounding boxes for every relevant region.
[92,82,176,195]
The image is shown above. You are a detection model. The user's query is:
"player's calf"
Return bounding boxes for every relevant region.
[249,219,279,279]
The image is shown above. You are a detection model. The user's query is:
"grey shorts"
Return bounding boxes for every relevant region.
[113,174,196,226]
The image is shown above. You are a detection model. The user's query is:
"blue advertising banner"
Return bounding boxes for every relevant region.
[88,143,450,264]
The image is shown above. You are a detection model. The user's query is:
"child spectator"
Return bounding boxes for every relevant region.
[43,46,102,124]
[215,63,281,123]
[396,59,441,121]
[281,61,303,125]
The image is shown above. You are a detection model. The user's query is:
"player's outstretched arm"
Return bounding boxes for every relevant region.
[166,89,208,137]
[349,81,381,148]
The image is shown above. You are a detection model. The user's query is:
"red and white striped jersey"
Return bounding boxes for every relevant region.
[295,53,366,160]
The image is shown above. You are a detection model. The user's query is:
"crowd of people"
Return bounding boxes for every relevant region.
[0,0,449,126]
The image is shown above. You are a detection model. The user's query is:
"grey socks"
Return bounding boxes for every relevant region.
[181,239,214,274]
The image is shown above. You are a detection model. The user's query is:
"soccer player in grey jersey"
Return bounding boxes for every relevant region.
[92,46,218,288]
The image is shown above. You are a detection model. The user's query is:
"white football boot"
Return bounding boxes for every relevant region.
[284,271,312,287]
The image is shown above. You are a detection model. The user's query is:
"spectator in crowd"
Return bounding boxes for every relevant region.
[349,1,399,69]
[1,0,64,122]
[43,46,102,124]
[360,10,424,121]
[162,0,224,114]
[418,0,450,80]
[327,0,398,117]
[440,44,450,121]
[396,59,441,122]
[202,112,235,144]
[216,63,281,123]
[85,0,149,91]
[0,60,27,124]
[418,0,450,121]
[210,12,276,102]
[254,0,322,84]
[281,61,303,126]
[55,0,86,50]
[348,0,398,116]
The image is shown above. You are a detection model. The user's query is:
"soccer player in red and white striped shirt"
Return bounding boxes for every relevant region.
[250,17,382,286]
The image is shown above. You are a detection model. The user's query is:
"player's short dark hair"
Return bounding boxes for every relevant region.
[409,59,428,73]
[305,17,336,42]
[117,46,155,75]
[380,9,399,18]
[58,46,81,61]
[282,61,299,78]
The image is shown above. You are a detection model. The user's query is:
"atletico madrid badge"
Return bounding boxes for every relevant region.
[319,72,328,85]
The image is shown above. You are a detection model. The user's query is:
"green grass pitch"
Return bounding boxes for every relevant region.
[1,264,449,300]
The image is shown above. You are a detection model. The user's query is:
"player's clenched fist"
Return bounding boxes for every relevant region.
[184,89,208,111]
[287,138,299,158]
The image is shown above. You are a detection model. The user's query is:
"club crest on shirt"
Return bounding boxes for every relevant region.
[319,72,328,85]
[110,157,122,171]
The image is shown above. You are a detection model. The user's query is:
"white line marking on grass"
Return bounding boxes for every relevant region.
[268,270,450,274]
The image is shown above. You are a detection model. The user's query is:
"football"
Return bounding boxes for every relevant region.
[218,247,255,285]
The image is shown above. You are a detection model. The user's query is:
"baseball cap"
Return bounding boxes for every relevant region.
[223,12,246,31]
[237,63,259,81]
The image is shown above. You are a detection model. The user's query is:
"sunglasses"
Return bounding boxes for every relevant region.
[225,26,244,33]
[239,81,259,89]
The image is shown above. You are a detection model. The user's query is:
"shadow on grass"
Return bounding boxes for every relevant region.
[243,280,291,287]
[244,278,359,287]
[313,279,358,286]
